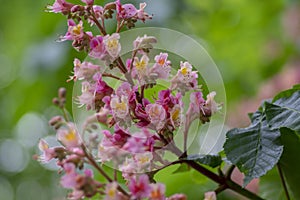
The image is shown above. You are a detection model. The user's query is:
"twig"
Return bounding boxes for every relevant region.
[116,19,125,33]
[225,165,235,179]
[277,163,290,200]
[89,7,107,35]
[102,73,126,82]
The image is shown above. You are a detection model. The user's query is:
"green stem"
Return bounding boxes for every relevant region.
[277,163,290,200]
[62,107,70,122]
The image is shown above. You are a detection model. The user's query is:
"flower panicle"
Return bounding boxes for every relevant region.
[37,0,223,199]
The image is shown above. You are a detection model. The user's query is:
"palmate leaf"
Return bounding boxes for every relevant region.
[265,90,300,132]
[187,154,222,168]
[224,111,283,186]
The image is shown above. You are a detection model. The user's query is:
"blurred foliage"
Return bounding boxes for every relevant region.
[0,0,299,199]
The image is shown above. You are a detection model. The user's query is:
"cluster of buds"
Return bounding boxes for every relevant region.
[38,0,222,199]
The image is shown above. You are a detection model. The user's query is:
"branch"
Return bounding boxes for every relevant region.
[165,142,264,200]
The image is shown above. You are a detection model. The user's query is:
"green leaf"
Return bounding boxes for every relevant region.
[279,127,300,199]
[259,167,286,200]
[224,111,283,186]
[187,154,222,168]
[172,163,191,174]
[265,90,300,132]
[272,84,300,102]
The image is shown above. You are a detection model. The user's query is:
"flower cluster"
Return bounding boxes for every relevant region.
[38,0,221,199]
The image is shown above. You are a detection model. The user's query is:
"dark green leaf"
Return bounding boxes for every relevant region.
[224,111,283,186]
[279,127,300,199]
[172,163,191,174]
[187,154,222,168]
[265,90,300,132]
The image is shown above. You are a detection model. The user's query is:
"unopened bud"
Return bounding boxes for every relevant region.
[104,2,116,10]
[52,97,60,106]
[58,87,67,99]
[49,116,63,126]
[70,5,84,13]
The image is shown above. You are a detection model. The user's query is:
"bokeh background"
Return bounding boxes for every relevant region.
[0,0,300,199]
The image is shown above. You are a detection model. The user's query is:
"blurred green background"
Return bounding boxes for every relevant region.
[0,0,299,199]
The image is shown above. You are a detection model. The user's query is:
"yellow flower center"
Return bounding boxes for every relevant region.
[108,188,116,197]
[149,106,160,118]
[151,190,162,198]
[65,130,77,141]
[135,60,147,71]
[107,39,118,49]
[138,156,150,164]
[115,101,127,112]
[171,108,180,121]
[158,59,165,66]
[40,142,49,150]
[181,67,189,76]
[72,24,82,35]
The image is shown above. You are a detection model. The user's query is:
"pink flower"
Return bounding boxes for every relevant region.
[133,35,157,52]
[132,54,149,84]
[135,101,151,128]
[149,183,166,200]
[60,163,78,189]
[123,129,156,153]
[145,103,166,131]
[110,95,129,119]
[167,194,187,200]
[156,89,182,109]
[189,91,205,115]
[205,91,220,115]
[115,0,137,19]
[134,152,153,171]
[57,123,81,149]
[105,182,120,200]
[171,61,198,94]
[47,0,74,14]
[123,135,146,153]
[60,163,102,199]
[62,20,84,41]
[136,3,152,22]
[93,73,114,96]
[104,33,121,58]
[204,191,217,200]
[102,126,130,148]
[170,104,182,128]
[89,36,108,60]
[118,157,137,175]
[128,175,151,199]
[69,58,100,81]
[38,139,57,162]
[68,190,85,200]
[149,53,171,80]
[77,81,95,110]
